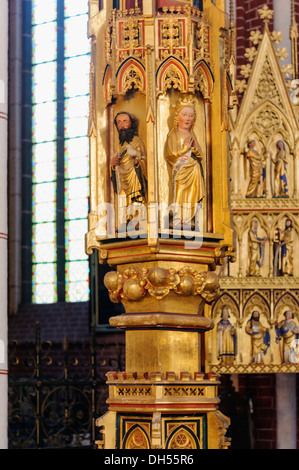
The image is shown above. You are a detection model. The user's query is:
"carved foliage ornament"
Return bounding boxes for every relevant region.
[104,267,220,303]
[121,19,140,50]
[161,20,182,49]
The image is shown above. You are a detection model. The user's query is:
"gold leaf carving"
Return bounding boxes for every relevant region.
[163,65,185,91]
[103,267,220,304]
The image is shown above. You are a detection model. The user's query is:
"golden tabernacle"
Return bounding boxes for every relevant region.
[85,0,236,449]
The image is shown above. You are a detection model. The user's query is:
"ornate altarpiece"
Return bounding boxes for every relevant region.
[207,5,299,375]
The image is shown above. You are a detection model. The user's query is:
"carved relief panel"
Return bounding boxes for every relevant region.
[228,213,299,279]
[207,288,299,373]
[209,6,299,374]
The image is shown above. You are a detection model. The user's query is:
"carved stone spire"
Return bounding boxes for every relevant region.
[290,0,298,78]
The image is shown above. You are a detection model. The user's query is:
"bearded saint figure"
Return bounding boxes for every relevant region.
[245,310,270,363]
[111,112,147,227]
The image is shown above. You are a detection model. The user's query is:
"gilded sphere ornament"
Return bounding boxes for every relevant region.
[123,278,144,301]
[178,275,196,296]
[203,272,219,292]
[104,271,120,291]
[147,267,168,287]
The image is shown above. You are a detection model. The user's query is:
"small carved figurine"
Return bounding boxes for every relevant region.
[245,140,266,198]
[245,310,270,363]
[281,218,294,276]
[275,310,299,364]
[217,306,236,364]
[247,219,267,277]
[270,140,289,198]
[273,219,294,277]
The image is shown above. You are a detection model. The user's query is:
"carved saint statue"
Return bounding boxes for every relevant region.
[247,219,267,277]
[281,218,294,276]
[270,140,289,197]
[111,112,147,226]
[244,140,266,198]
[273,226,283,277]
[165,96,205,229]
[273,219,294,277]
[275,310,299,364]
[217,305,236,364]
[245,310,270,363]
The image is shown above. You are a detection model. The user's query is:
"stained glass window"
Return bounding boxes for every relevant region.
[31,0,90,303]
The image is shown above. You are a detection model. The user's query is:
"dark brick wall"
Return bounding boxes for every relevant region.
[8,301,126,374]
[235,0,274,81]
[8,302,91,343]
[219,374,278,449]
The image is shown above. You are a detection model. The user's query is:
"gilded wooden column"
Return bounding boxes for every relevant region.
[86,0,235,450]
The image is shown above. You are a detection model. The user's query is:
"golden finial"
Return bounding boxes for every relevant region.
[258,5,274,24]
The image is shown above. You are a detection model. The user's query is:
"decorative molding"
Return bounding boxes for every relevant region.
[210,363,299,374]
[104,266,220,303]
[219,276,299,289]
[231,198,299,211]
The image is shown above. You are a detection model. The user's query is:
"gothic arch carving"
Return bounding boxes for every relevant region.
[156,56,188,94]
[123,424,150,449]
[117,58,146,94]
[272,213,299,236]
[166,425,199,450]
[240,101,295,149]
[212,292,240,319]
[243,292,271,321]
[274,292,299,320]
[193,60,214,100]
[243,213,270,240]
